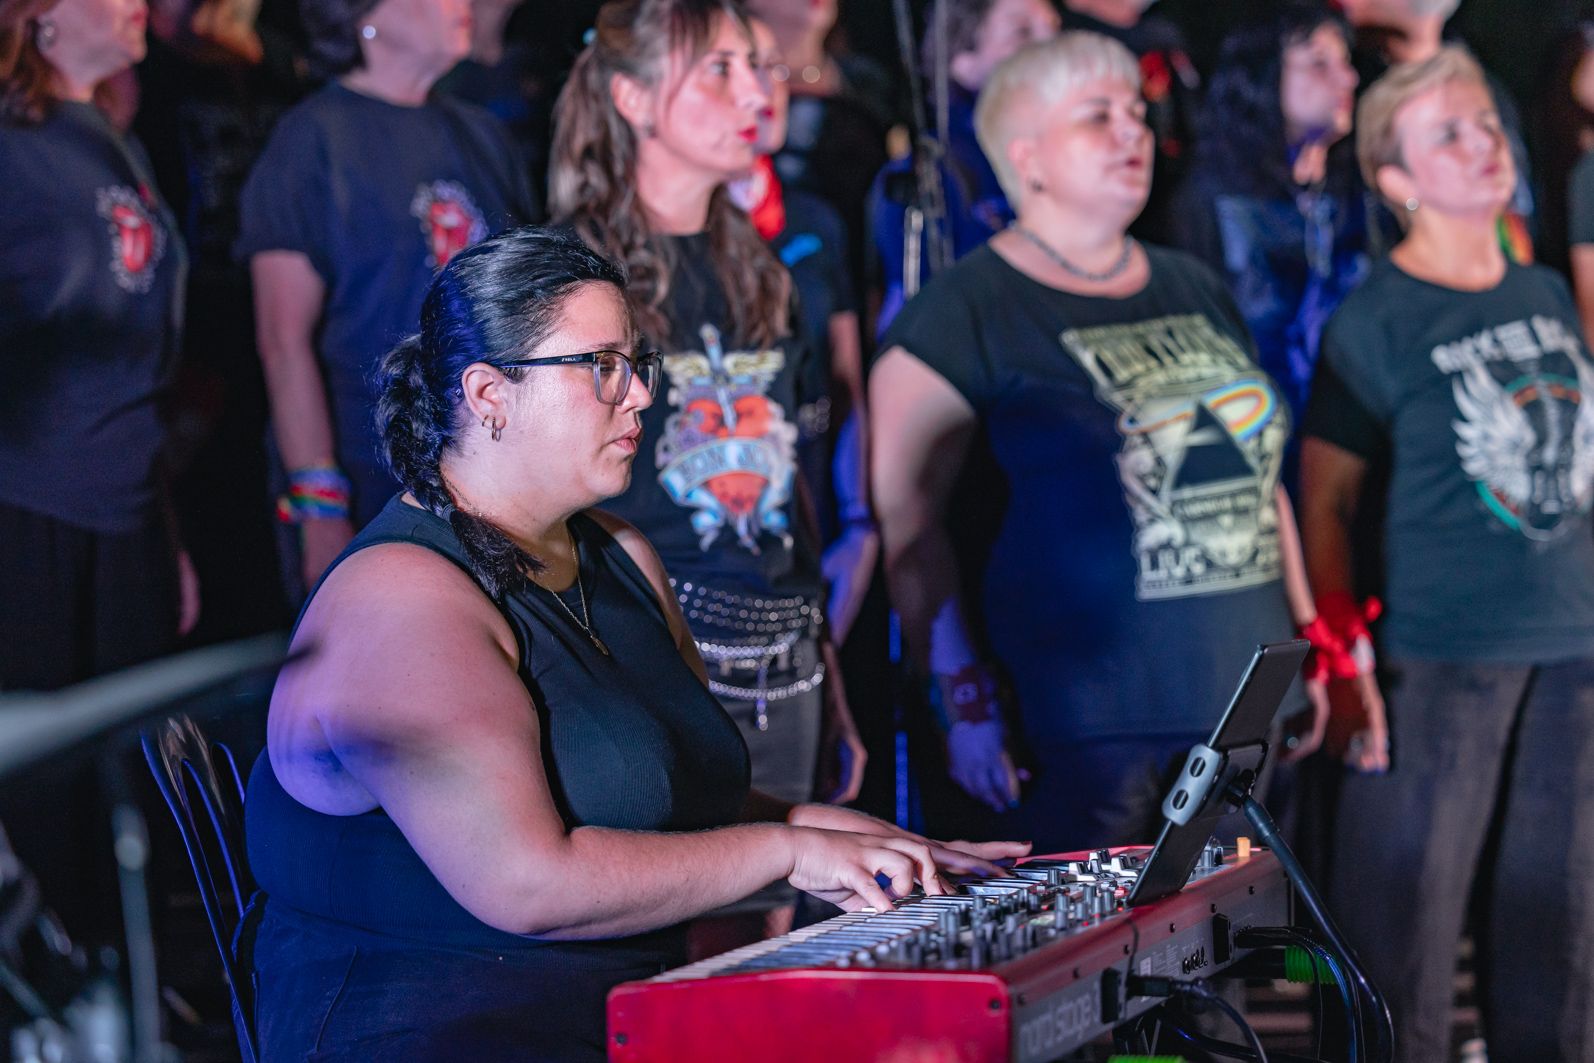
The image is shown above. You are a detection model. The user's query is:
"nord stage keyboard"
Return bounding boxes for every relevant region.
[607,843,1290,1063]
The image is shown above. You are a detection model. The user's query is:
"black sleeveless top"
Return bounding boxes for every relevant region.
[246,495,751,952]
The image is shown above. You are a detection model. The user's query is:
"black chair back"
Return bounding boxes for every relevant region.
[142,715,257,1063]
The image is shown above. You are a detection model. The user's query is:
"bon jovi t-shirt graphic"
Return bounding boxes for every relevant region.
[1059,313,1287,601]
[655,323,798,554]
[1307,258,1594,663]
[882,243,1294,742]
[604,234,821,601]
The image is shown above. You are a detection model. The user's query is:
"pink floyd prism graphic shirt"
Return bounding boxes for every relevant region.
[603,234,821,602]
[1306,258,1594,663]
[883,243,1294,742]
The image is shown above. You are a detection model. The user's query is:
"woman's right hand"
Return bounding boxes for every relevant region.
[786,827,953,912]
[947,719,1027,813]
[300,516,355,590]
[1345,672,1390,774]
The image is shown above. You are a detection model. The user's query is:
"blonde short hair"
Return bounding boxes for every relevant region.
[1355,45,1490,204]
[973,31,1141,208]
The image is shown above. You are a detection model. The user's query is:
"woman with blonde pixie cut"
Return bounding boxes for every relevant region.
[1301,46,1594,1062]
[872,32,1333,849]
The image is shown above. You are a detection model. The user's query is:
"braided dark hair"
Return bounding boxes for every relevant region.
[374,226,627,599]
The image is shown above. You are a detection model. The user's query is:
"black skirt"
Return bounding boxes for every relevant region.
[245,898,681,1063]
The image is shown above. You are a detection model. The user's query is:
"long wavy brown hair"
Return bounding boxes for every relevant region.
[0,0,61,124]
[549,0,790,349]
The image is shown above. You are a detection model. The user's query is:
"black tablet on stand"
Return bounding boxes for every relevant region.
[1126,639,1309,907]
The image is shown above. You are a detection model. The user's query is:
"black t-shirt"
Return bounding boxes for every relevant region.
[773,55,893,313]
[777,189,855,533]
[135,35,304,287]
[602,234,822,605]
[435,47,553,211]
[0,103,186,532]
[1304,259,1594,663]
[237,82,536,524]
[884,244,1294,743]
[1569,150,1594,249]
[778,188,856,402]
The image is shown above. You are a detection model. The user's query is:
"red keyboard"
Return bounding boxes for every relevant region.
[608,843,1291,1062]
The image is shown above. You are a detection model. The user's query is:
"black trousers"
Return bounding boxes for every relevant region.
[249,900,673,1062]
[0,500,178,944]
[1332,656,1594,1063]
[0,499,177,691]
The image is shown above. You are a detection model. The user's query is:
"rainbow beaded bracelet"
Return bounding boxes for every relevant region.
[276,465,352,523]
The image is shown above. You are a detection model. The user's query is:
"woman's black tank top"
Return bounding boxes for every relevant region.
[245,495,751,951]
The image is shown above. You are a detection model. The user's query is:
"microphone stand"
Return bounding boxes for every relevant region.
[889,0,952,299]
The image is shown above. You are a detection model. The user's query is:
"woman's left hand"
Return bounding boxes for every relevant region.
[822,523,879,647]
[177,549,201,638]
[1345,672,1390,774]
[1281,676,1330,763]
[787,803,1031,878]
[816,701,867,805]
[815,642,867,804]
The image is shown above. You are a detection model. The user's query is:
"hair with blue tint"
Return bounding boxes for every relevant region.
[374,225,627,598]
[1197,3,1353,198]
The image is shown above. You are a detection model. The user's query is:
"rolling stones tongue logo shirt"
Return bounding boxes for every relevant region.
[1306,258,1594,664]
[882,243,1295,743]
[96,185,168,295]
[237,82,537,526]
[0,101,185,534]
[410,179,487,269]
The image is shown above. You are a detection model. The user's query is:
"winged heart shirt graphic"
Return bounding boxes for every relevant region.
[1060,313,1289,602]
[655,324,797,554]
[1434,314,1594,541]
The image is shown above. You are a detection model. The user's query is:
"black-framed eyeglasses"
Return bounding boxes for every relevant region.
[498,348,662,405]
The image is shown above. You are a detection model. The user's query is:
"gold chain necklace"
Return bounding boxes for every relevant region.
[539,523,610,657]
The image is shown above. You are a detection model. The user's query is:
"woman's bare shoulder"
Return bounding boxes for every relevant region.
[298,541,512,647]
[584,508,668,584]
[270,541,530,810]
[582,507,689,636]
